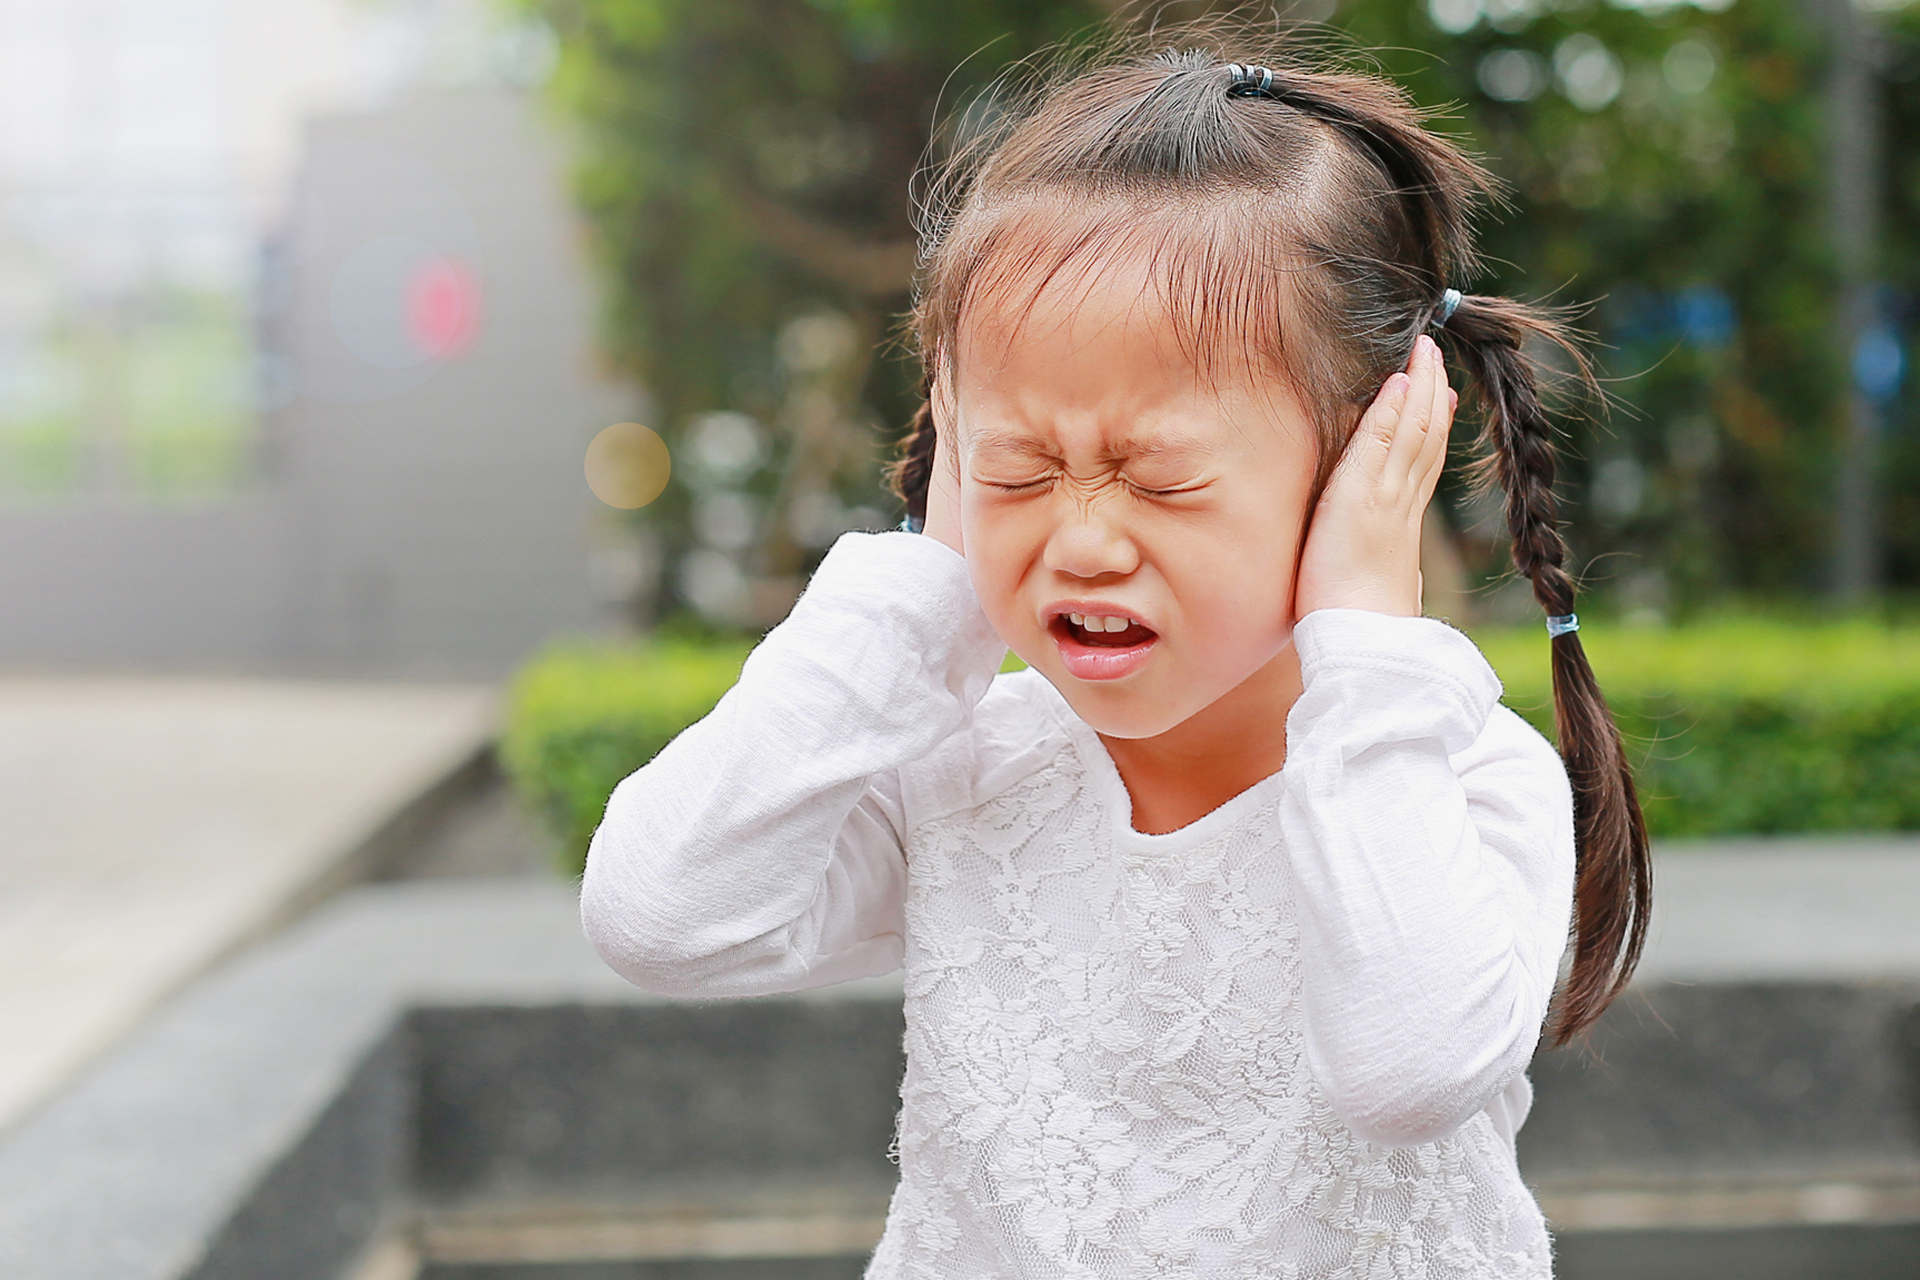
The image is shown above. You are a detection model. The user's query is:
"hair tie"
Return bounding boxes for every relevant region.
[1226,63,1275,97]
[1546,613,1579,638]
[899,514,924,534]
[1432,287,1463,329]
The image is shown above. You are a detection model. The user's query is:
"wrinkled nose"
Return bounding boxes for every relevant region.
[1042,495,1140,580]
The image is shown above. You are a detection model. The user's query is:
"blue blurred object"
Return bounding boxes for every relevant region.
[1853,324,1904,404]
[1607,283,1738,352]
[1673,285,1736,348]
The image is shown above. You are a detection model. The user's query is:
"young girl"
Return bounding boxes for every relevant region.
[583,29,1650,1280]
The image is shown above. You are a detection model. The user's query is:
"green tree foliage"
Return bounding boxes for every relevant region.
[524,0,1120,624]
[1346,0,1919,610]
[529,0,1920,617]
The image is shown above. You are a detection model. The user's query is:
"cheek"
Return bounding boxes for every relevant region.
[958,497,1039,624]
[1174,544,1296,660]
[1169,500,1309,625]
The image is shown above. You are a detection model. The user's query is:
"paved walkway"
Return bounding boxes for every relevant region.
[1638,835,1920,982]
[0,677,496,1134]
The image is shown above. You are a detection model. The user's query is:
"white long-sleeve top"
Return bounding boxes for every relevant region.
[583,531,1576,1280]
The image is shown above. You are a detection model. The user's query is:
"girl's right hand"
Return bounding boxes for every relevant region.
[923,428,964,555]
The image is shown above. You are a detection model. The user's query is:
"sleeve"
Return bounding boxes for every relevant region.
[1277,608,1576,1147]
[579,531,1006,999]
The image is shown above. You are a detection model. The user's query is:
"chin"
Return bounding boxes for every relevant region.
[1042,675,1198,741]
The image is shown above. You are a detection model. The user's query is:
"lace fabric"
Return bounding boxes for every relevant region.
[870,727,1553,1280]
[581,536,1571,1276]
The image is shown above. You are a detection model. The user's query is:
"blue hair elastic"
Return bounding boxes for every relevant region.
[899,514,924,534]
[1546,613,1579,638]
[1432,288,1463,329]
[1226,63,1275,97]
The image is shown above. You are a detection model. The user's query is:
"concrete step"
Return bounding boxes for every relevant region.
[5,837,1919,1278]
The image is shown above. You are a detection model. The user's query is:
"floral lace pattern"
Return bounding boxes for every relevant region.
[869,739,1552,1280]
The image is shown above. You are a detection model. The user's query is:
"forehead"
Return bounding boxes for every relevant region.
[948,207,1315,450]
[947,194,1307,395]
[957,283,1233,454]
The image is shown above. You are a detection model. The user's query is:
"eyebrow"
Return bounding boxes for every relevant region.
[968,427,1219,464]
[968,429,1056,459]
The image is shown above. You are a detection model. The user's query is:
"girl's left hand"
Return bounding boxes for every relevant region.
[1294,335,1456,619]
[922,423,964,556]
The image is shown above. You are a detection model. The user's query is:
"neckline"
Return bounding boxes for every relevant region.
[1028,675,1288,853]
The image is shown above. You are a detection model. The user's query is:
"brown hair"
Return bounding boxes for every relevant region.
[891,26,1649,1045]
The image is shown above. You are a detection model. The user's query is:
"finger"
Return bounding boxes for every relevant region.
[922,430,965,554]
[1342,371,1410,478]
[1408,386,1455,521]
[1385,336,1440,476]
[1413,350,1456,479]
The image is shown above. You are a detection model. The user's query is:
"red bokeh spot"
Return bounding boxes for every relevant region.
[405,257,481,361]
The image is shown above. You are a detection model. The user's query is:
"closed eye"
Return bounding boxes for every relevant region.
[979,476,1054,493]
[1127,480,1207,499]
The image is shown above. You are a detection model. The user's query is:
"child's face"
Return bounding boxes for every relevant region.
[946,265,1322,740]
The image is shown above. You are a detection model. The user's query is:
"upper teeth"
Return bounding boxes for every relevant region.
[1068,613,1131,633]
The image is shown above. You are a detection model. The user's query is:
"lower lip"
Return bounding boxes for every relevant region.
[1053,624,1158,681]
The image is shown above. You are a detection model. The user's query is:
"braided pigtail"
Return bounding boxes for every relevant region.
[1442,295,1652,1046]
[1255,62,1653,1043]
[888,368,938,524]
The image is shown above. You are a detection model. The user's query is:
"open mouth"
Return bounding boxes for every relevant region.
[1057,612,1156,648]
[1050,611,1159,680]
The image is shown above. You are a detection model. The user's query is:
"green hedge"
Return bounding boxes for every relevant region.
[1474,619,1920,838]
[501,639,752,873]
[503,619,1920,873]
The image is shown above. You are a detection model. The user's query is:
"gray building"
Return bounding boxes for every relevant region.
[0,89,635,678]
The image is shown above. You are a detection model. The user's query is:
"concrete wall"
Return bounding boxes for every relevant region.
[6,879,1919,1280]
[0,90,631,678]
[0,501,288,668]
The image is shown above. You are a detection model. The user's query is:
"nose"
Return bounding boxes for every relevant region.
[1042,492,1140,581]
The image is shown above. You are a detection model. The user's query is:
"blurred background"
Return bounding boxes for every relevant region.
[523,0,1920,635]
[5,3,1920,1279]
[0,0,623,677]
[4,0,1917,673]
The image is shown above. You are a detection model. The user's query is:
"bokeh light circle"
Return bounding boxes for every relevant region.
[585,423,671,509]
[330,236,484,369]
